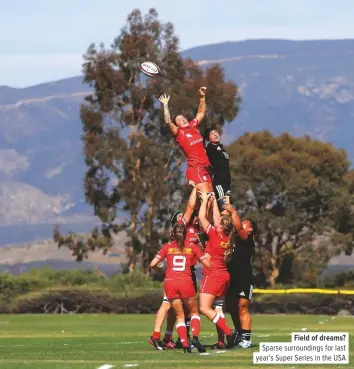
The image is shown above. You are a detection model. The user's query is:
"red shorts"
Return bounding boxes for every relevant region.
[186,166,212,184]
[164,278,196,300]
[199,273,230,297]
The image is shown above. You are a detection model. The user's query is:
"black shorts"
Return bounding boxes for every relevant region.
[213,181,231,202]
[228,277,254,300]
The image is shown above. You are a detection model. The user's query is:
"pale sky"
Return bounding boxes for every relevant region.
[1,0,353,87]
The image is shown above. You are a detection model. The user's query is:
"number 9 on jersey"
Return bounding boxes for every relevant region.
[172,255,186,271]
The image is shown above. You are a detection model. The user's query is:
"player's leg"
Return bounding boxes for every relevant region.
[183,295,206,353]
[225,285,242,347]
[237,284,253,348]
[211,299,227,349]
[176,303,191,349]
[149,296,171,350]
[225,281,241,332]
[163,308,176,349]
[170,298,191,353]
[199,292,236,348]
[214,181,230,214]
[200,275,238,348]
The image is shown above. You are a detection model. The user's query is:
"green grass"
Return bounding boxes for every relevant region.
[0,314,352,368]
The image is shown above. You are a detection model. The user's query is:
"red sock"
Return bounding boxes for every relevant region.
[176,323,189,347]
[212,314,231,336]
[217,325,225,343]
[152,331,160,340]
[190,315,201,337]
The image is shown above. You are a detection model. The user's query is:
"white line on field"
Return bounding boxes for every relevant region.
[97,365,114,369]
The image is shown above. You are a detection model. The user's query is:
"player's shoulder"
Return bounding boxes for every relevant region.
[189,118,199,127]
[206,223,216,234]
[163,241,176,250]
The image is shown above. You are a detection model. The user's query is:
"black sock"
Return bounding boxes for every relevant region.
[185,317,191,336]
[241,329,251,341]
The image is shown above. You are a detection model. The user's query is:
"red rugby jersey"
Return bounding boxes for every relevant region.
[203,224,230,275]
[176,119,210,167]
[156,240,206,279]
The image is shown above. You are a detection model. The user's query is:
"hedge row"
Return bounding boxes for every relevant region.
[2,287,353,315]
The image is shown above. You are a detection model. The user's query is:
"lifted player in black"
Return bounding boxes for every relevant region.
[223,204,256,349]
[205,128,231,209]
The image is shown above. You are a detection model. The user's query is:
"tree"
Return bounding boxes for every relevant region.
[54,8,240,271]
[228,131,354,286]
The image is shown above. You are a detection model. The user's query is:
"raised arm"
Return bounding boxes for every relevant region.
[223,204,248,240]
[183,186,197,224]
[198,191,211,232]
[195,87,206,123]
[159,94,178,136]
[212,194,222,228]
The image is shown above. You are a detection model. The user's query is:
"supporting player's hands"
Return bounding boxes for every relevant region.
[198,87,206,97]
[198,190,212,202]
[222,204,236,215]
[159,94,170,105]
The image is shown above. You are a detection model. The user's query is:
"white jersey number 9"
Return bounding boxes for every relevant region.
[172,255,187,271]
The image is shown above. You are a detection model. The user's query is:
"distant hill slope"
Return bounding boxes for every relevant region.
[0,39,354,260]
[0,231,127,274]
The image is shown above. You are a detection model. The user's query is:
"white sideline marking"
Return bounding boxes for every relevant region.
[200,352,211,356]
[97,365,114,369]
[119,341,140,345]
[123,365,139,368]
[257,335,270,338]
[216,350,226,354]
[301,328,307,331]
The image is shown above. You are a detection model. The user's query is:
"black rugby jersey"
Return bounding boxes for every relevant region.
[228,234,255,278]
[206,142,231,186]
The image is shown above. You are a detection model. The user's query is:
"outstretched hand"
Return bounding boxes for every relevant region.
[198,190,212,202]
[159,94,170,104]
[199,86,207,97]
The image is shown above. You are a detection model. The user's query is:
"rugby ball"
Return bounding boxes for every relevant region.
[140,61,161,78]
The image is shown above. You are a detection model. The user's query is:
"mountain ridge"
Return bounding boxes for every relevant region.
[0,39,354,268]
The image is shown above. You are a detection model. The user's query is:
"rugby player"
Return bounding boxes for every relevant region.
[150,223,211,353]
[205,128,232,210]
[197,191,238,349]
[149,187,199,350]
[224,204,256,348]
[159,87,213,193]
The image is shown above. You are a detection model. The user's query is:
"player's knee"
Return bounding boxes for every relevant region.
[161,301,171,313]
[238,301,249,315]
[212,299,224,309]
[199,303,206,315]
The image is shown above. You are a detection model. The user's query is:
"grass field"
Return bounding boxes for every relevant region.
[0,314,352,369]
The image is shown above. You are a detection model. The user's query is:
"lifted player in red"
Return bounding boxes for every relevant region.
[150,223,211,353]
[159,87,212,193]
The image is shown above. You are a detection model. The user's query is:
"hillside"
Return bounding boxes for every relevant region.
[0,232,128,274]
[0,39,354,263]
